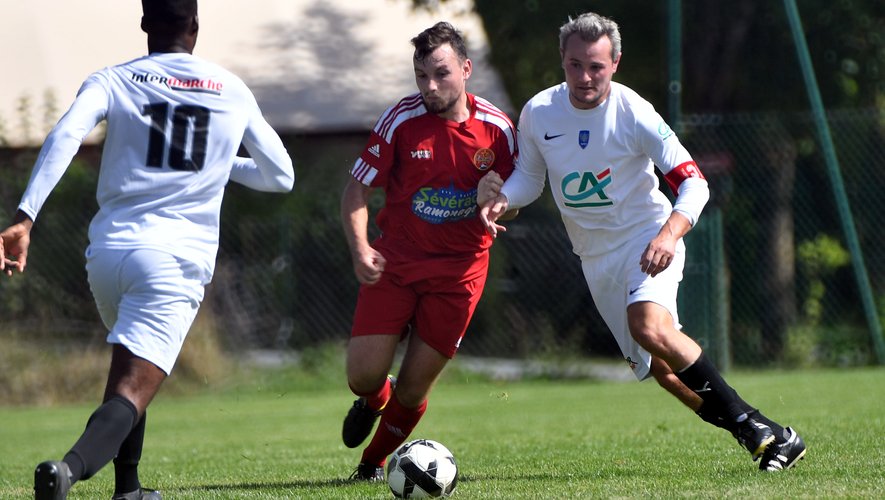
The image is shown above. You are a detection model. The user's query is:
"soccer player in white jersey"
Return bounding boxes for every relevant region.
[0,1,294,498]
[477,12,806,472]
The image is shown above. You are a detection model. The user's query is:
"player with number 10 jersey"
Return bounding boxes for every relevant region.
[5,3,295,496]
[18,52,294,281]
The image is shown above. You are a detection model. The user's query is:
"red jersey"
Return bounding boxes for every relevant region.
[352,93,516,256]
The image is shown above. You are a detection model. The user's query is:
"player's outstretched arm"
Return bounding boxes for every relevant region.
[228,155,293,192]
[236,107,295,193]
[0,211,34,276]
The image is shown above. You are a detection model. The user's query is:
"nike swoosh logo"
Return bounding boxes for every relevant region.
[629,287,640,295]
[544,132,565,140]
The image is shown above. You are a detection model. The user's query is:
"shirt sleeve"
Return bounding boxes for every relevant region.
[351,104,400,188]
[18,73,110,220]
[634,106,709,226]
[236,95,295,193]
[500,102,548,210]
[350,129,392,187]
[492,120,517,181]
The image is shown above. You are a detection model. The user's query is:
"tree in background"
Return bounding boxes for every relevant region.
[413,0,884,362]
[412,0,882,112]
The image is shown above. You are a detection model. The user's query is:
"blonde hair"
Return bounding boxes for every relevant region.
[559,12,621,60]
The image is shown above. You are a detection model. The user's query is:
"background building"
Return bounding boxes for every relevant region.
[0,0,513,146]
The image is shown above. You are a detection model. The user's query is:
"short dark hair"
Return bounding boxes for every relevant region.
[141,0,198,33]
[411,22,468,63]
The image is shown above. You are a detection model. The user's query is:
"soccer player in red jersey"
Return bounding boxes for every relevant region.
[340,21,517,480]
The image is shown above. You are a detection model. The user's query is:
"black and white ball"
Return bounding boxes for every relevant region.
[387,439,458,498]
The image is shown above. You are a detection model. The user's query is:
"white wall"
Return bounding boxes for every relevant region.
[0,0,512,146]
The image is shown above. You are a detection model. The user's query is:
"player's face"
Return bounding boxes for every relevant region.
[414,44,471,119]
[560,34,620,110]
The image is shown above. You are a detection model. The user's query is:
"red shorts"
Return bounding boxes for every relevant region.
[350,247,490,358]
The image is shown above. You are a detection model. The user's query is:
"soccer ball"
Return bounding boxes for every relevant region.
[387,439,458,498]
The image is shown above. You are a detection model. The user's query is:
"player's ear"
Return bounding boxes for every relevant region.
[190,15,199,35]
[140,16,149,34]
[462,58,472,80]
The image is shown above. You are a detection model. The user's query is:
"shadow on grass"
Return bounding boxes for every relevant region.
[178,477,362,493]
[175,471,584,495]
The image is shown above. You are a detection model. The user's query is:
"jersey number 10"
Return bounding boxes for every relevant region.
[143,103,210,171]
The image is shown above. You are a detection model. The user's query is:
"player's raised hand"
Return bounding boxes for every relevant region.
[479,194,510,238]
[640,213,690,277]
[477,171,504,206]
[0,218,32,277]
[352,245,386,285]
[640,227,678,277]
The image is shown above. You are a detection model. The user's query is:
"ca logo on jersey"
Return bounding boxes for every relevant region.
[657,121,675,141]
[561,168,613,207]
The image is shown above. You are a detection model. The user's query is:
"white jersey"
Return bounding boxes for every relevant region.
[18,52,294,280]
[502,81,707,258]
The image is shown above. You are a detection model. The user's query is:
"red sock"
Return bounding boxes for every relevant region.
[360,396,427,466]
[350,377,392,412]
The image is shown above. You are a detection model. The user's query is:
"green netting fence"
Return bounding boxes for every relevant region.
[1,109,883,369]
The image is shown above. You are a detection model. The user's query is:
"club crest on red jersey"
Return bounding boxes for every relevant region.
[473,148,495,171]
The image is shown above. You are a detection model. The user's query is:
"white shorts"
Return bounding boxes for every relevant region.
[580,229,685,380]
[86,247,206,375]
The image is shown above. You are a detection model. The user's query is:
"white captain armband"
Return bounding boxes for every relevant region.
[665,161,709,226]
[671,175,710,227]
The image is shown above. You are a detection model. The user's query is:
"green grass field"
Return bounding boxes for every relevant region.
[1,365,883,499]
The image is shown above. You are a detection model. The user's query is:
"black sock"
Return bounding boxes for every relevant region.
[697,401,788,444]
[63,395,138,483]
[676,352,752,422]
[749,411,787,442]
[114,411,147,494]
[696,400,738,434]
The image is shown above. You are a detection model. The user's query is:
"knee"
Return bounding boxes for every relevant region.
[346,369,389,395]
[392,384,428,409]
[629,320,669,351]
[627,305,680,354]
[346,359,393,395]
[345,338,398,393]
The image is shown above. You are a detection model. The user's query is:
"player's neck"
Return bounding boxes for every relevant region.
[147,37,195,55]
